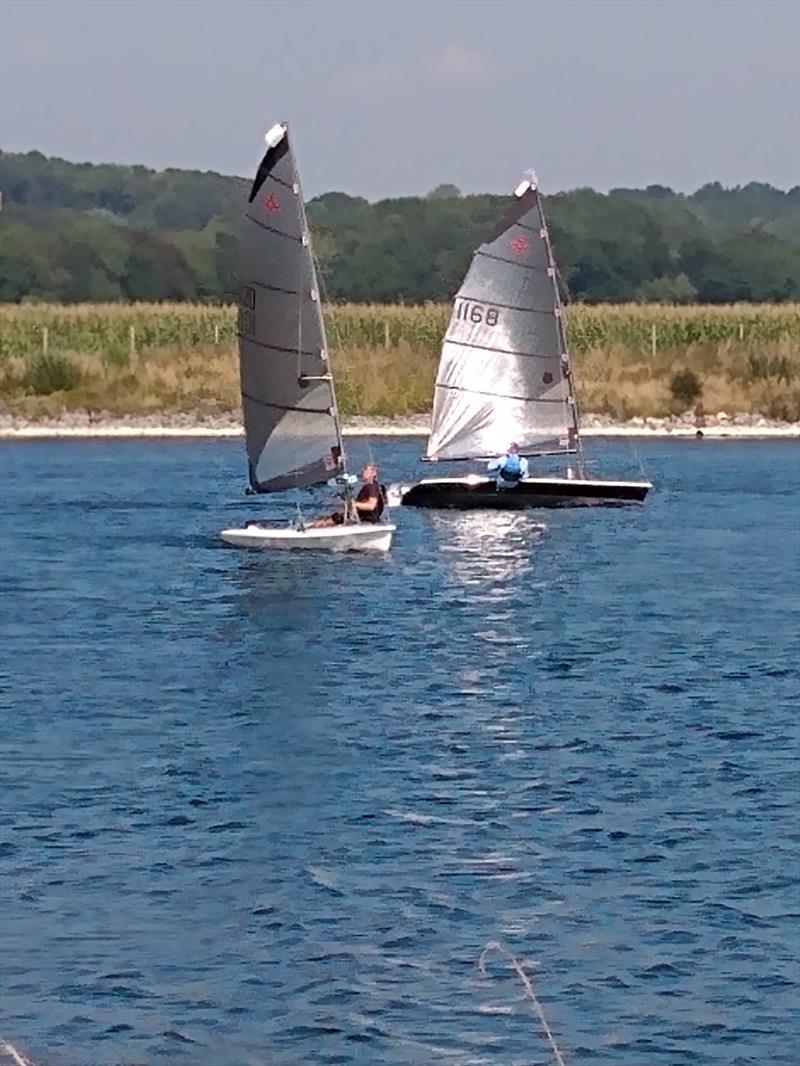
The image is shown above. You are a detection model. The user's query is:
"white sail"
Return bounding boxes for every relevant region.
[238,123,344,492]
[426,177,579,461]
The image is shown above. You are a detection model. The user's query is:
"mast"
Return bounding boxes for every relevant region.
[295,179,356,520]
[296,183,347,473]
[532,180,583,467]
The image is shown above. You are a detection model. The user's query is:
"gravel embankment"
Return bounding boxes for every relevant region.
[1,410,798,439]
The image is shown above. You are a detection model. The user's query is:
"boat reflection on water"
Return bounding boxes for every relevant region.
[428,507,547,665]
[423,511,548,757]
[431,509,546,596]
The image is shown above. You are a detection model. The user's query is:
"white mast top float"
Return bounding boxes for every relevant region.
[514,170,538,197]
[264,123,287,148]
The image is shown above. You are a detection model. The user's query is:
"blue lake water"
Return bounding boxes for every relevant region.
[1,437,799,1066]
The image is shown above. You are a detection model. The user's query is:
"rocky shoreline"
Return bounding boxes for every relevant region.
[0,410,798,439]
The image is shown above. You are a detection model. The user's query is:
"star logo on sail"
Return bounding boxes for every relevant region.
[510,235,530,256]
[264,193,280,214]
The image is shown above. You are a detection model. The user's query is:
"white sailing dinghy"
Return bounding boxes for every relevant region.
[393,174,652,510]
[220,124,395,552]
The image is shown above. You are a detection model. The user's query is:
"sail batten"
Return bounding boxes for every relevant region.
[475,250,551,272]
[244,216,304,242]
[260,174,296,192]
[425,176,580,463]
[242,393,333,415]
[251,282,302,297]
[237,123,345,493]
[240,337,322,358]
[435,383,569,404]
[443,340,564,360]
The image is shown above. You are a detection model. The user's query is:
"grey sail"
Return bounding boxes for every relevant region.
[425,175,580,461]
[238,123,344,492]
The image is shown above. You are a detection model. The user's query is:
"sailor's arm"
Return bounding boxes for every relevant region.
[355,494,380,514]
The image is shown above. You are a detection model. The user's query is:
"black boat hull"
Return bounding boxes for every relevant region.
[397,476,652,510]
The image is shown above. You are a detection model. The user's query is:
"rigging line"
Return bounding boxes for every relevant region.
[478,941,568,1066]
[297,250,303,388]
[295,160,350,512]
[293,148,306,405]
[312,243,377,470]
[623,431,648,479]
[302,210,359,520]
[1,1039,35,1066]
[534,186,585,476]
[296,182,348,476]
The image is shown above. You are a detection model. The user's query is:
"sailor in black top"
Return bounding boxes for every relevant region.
[310,463,387,527]
[352,463,386,523]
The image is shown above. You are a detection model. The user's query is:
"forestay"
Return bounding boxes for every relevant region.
[425,176,580,462]
[238,123,344,492]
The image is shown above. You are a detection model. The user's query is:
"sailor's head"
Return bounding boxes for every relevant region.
[362,462,379,482]
[508,442,520,454]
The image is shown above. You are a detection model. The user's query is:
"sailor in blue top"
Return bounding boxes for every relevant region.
[487,442,529,488]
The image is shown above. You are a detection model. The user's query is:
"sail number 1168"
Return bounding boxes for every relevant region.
[455,300,500,327]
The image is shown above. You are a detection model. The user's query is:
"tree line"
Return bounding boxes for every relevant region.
[1,150,798,305]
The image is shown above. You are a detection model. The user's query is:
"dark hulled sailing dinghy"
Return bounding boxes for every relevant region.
[395,174,651,510]
[220,124,395,551]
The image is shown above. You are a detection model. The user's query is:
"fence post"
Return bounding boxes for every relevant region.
[384,321,390,349]
[42,326,49,355]
[650,323,657,357]
[129,325,137,366]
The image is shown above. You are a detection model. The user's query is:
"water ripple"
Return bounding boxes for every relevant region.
[1,438,799,1064]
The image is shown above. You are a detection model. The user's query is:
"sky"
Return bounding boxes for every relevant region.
[1,0,799,199]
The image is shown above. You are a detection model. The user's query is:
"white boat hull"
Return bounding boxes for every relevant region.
[220,522,395,552]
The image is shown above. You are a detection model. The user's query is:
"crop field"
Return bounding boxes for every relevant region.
[1,302,798,420]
